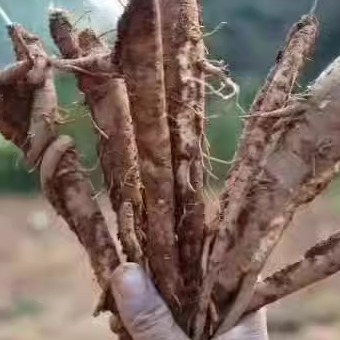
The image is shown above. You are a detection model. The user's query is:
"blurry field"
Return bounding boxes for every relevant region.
[1,192,340,340]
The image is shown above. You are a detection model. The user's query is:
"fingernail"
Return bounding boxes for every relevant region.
[111,262,160,323]
[111,262,149,300]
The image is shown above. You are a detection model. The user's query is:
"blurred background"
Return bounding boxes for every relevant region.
[1,0,340,339]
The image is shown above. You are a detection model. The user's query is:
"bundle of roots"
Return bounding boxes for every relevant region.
[1,1,340,339]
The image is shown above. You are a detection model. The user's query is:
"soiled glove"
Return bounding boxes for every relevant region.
[111,263,268,340]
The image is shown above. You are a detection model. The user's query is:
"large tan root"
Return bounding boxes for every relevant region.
[0,22,125,336]
[49,10,144,265]
[41,136,121,294]
[159,0,206,326]
[194,14,320,339]
[215,56,340,334]
[8,25,58,167]
[114,0,182,312]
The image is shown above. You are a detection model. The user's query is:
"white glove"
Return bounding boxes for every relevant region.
[111,263,268,340]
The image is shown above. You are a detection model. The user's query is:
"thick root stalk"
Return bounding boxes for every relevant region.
[49,10,144,265]
[195,14,319,339]
[215,54,340,332]
[114,0,181,311]
[159,0,206,326]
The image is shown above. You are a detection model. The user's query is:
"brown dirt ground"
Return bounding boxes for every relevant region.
[1,189,340,340]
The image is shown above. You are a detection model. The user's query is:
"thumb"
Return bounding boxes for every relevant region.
[215,309,269,340]
[110,262,189,340]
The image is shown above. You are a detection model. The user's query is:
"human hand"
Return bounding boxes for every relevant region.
[111,263,268,340]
